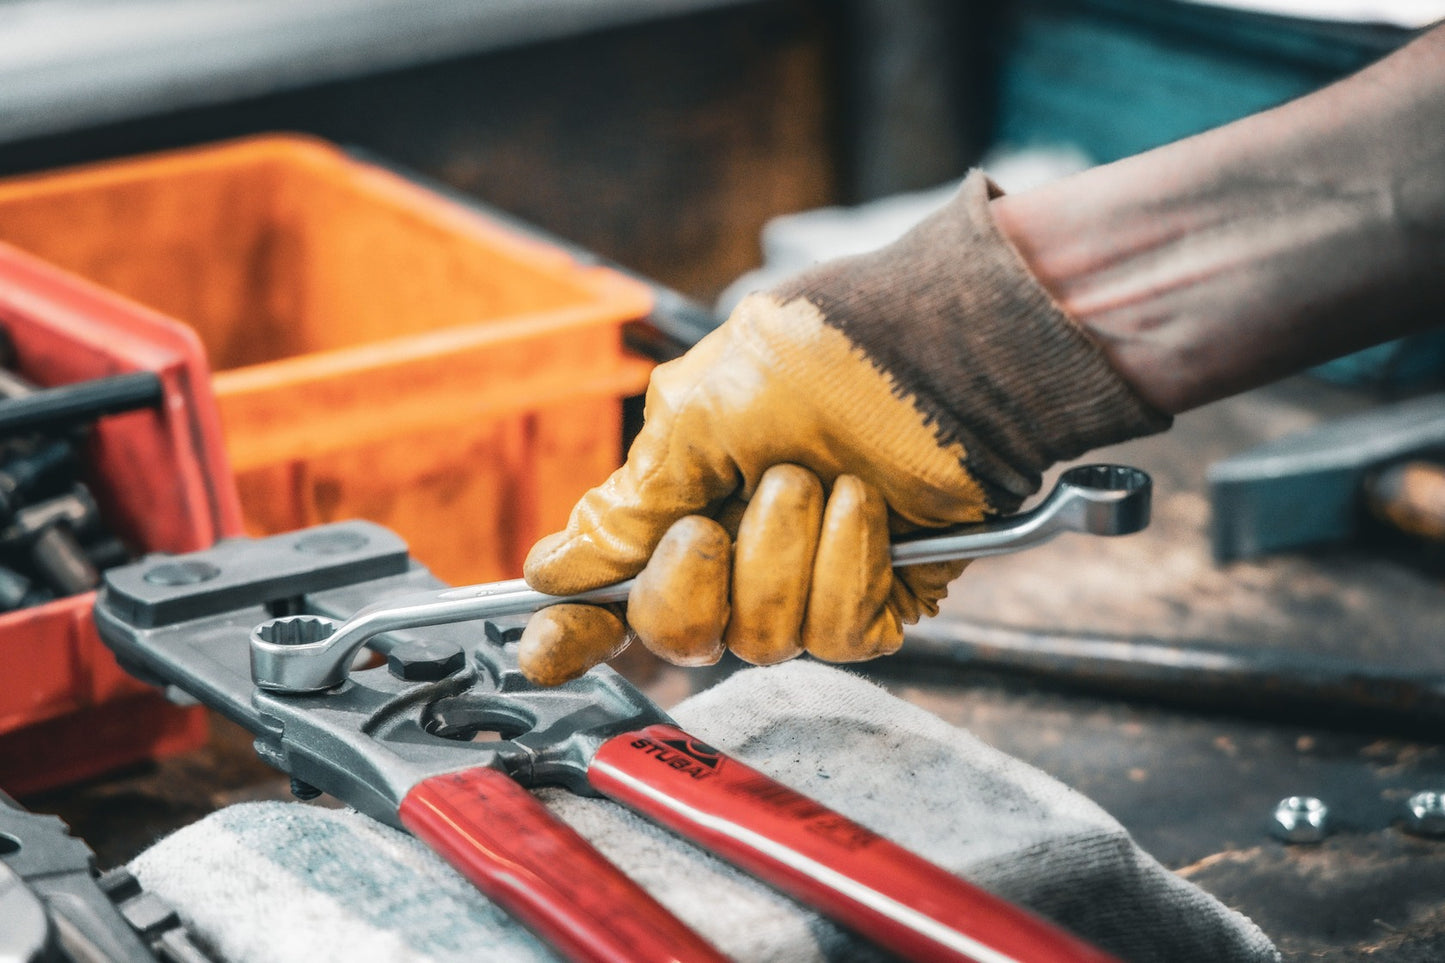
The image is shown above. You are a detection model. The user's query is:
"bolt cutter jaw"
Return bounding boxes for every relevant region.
[94,522,672,821]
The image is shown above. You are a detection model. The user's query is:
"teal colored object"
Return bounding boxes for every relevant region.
[993,0,1400,163]
[990,1,1437,385]
[1312,331,1445,389]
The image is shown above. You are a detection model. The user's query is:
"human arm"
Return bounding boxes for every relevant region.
[519,23,1445,685]
[993,23,1445,413]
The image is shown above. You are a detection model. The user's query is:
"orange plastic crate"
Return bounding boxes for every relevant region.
[0,244,242,795]
[0,136,655,585]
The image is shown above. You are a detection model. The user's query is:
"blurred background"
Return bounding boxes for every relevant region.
[1,0,1434,307]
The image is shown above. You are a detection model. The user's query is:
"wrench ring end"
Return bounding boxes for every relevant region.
[1057,464,1152,536]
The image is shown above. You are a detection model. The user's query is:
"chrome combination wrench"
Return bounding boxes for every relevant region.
[251,464,1151,693]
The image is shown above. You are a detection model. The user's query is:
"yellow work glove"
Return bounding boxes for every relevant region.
[520,172,1169,685]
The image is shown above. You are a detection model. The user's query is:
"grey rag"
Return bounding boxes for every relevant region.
[129,660,1279,963]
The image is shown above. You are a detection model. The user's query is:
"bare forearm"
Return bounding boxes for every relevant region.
[992,24,1445,414]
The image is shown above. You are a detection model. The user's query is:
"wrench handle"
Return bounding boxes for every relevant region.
[399,767,727,963]
[590,725,1120,963]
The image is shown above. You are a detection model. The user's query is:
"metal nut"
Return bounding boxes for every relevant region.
[1271,796,1330,843]
[1403,791,1445,838]
[483,615,529,646]
[387,638,466,682]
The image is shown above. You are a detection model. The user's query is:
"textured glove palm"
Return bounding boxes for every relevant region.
[520,172,1168,685]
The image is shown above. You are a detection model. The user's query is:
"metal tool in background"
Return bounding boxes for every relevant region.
[0,326,167,606]
[0,790,211,963]
[1209,392,1445,562]
[96,465,1148,963]
[893,617,1445,739]
[0,369,165,439]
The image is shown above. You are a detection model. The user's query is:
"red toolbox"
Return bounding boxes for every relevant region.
[0,244,242,796]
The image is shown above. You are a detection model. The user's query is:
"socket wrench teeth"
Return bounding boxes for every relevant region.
[255,615,338,647]
[251,615,345,692]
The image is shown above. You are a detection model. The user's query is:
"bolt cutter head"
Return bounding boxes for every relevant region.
[94,522,670,825]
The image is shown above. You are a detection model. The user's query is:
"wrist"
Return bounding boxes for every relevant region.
[772,171,1169,508]
[991,25,1445,414]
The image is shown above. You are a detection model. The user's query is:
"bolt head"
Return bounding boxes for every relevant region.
[1271,796,1330,844]
[294,530,369,555]
[1403,791,1445,838]
[254,615,336,647]
[387,639,466,682]
[143,560,220,586]
[483,616,528,646]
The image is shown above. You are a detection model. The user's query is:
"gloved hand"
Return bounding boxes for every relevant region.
[520,171,1169,685]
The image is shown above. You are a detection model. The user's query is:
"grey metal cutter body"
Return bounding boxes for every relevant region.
[251,464,1152,694]
[95,525,670,826]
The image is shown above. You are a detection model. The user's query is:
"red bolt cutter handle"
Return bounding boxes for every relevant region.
[400,767,727,963]
[590,725,1121,963]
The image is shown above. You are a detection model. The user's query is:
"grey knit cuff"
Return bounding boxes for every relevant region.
[956,170,1172,482]
[773,170,1171,509]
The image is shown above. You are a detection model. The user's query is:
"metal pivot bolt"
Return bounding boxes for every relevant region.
[386,638,466,682]
[1271,796,1330,843]
[1402,791,1445,838]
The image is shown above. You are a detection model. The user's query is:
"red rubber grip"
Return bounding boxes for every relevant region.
[590,725,1120,963]
[400,767,727,963]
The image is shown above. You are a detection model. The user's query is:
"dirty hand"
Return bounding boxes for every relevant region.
[520,172,1168,685]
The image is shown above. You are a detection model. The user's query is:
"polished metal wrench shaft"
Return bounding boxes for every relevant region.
[252,464,1151,692]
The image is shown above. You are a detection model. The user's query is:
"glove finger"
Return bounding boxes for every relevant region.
[723,463,825,665]
[628,515,732,666]
[802,475,902,661]
[712,494,749,539]
[517,603,633,686]
[524,334,743,595]
[889,559,970,624]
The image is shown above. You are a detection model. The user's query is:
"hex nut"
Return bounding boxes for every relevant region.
[1271,796,1330,844]
[483,616,528,646]
[294,530,370,555]
[1403,791,1445,838]
[387,638,466,682]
